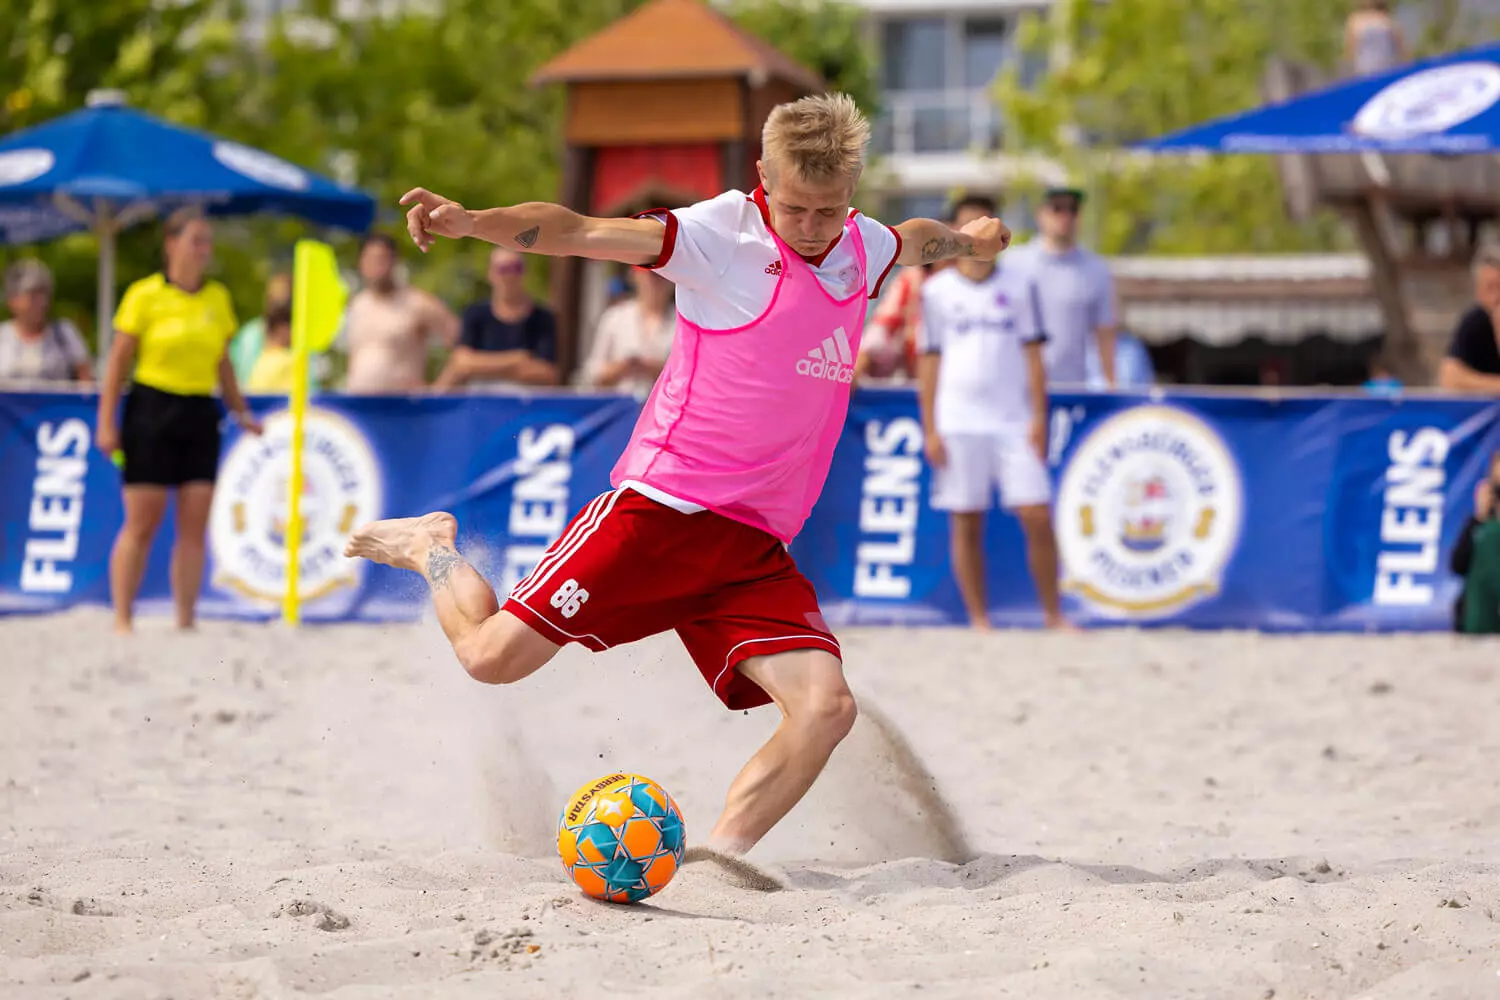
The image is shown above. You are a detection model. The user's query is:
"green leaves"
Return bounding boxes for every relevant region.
[995,0,1351,253]
[726,0,880,115]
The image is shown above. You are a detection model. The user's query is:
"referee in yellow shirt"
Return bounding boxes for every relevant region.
[96,207,262,633]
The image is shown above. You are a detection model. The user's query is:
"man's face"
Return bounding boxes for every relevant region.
[1475,264,1500,313]
[489,249,525,294]
[758,161,855,258]
[1038,195,1081,244]
[359,241,395,286]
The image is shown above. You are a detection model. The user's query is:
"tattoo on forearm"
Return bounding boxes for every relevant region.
[921,236,976,263]
[427,547,463,588]
[514,226,540,249]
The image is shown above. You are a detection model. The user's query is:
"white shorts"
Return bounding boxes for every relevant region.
[930,430,1052,512]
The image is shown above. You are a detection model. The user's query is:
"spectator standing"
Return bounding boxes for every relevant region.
[855,262,954,383]
[96,207,261,634]
[342,232,460,393]
[1345,1,1406,77]
[580,264,674,395]
[0,260,94,383]
[1009,186,1118,388]
[917,194,1070,631]
[435,247,559,390]
[1438,246,1500,393]
[245,302,295,394]
[1451,450,1500,634]
[228,271,291,386]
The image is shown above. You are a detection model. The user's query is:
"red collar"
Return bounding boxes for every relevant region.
[750,185,843,267]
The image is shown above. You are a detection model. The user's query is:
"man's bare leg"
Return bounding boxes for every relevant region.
[344,512,560,682]
[1014,503,1075,631]
[705,648,856,854]
[949,511,991,630]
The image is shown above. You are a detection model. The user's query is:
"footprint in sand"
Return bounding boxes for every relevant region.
[272,898,350,931]
[21,889,115,917]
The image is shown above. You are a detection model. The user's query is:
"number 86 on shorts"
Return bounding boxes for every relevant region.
[550,578,590,619]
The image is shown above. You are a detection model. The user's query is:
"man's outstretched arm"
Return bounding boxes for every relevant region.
[893,216,1012,267]
[400,188,665,266]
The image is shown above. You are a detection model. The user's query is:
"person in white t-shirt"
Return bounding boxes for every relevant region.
[581,264,677,395]
[918,194,1070,630]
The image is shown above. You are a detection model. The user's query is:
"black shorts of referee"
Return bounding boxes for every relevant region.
[119,382,224,486]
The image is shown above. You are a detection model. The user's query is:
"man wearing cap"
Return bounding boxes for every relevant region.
[1009,186,1118,388]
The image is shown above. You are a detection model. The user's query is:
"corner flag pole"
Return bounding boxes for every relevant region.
[283,238,347,626]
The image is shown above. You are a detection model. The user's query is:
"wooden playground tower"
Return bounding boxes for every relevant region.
[1267,59,1500,384]
[528,0,823,376]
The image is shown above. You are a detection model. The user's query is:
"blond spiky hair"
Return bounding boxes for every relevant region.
[761,92,870,185]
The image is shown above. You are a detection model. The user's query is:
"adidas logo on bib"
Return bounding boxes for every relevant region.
[796,327,856,384]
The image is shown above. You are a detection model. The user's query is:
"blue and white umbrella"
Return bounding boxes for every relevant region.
[1136,40,1500,154]
[0,90,376,354]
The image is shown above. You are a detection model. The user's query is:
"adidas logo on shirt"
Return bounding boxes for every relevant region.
[765,260,783,275]
[796,327,856,384]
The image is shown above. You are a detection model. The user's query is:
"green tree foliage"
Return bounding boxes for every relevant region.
[725,0,879,115]
[997,0,1361,254]
[0,0,243,340]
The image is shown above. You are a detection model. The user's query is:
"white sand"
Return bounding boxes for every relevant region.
[3,610,1498,998]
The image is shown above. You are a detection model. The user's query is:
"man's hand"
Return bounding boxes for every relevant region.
[400,188,474,252]
[95,421,120,457]
[1477,479,1495,521]
[234,410,263,436]
[960,216,1012,258]
[1028,418,1048,461]
[924,431,947,469]
[897,217,1013,267]
[433,346,476,389]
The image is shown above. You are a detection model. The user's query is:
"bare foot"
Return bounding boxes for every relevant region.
[113,620,133,636]
[969,618,994,632]
[682,846,785,892]
[344,512,457,573]
[1045,614,1081,632]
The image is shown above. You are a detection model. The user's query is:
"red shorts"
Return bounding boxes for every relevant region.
[502,489,840,711]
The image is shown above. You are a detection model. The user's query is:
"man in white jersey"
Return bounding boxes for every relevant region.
[918,194,1069,630]
[342,94,1011,884]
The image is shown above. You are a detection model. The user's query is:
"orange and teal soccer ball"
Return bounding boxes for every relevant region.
[557,773,686,903]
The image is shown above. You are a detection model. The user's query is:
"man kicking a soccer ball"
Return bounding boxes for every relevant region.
[345,93,1010,886]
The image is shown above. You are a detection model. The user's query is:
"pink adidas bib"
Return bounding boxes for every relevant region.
[611,217,870,543]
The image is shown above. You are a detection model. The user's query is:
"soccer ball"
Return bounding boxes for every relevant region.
[557,773,686,904]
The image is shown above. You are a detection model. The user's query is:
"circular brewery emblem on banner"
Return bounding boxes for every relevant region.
[1056,405,1243,620]
[1352,62,1500,139]
[209,407,382,606]
[0,149,55,187]
[212,141,310,191]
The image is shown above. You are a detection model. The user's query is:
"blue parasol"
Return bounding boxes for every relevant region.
[0,90,376,355]
[1135,40,1500,155]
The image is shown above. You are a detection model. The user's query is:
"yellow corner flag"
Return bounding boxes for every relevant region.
[283,239,348,626]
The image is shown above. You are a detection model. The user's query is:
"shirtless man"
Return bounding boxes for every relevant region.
[344,94,1010,875]
[342,233,460,393]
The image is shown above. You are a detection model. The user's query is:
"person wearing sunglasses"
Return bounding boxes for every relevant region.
[436,247,560,389]
[1008,186,1118,390]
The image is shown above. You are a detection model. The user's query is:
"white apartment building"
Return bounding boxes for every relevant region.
[851,0,1059,229]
